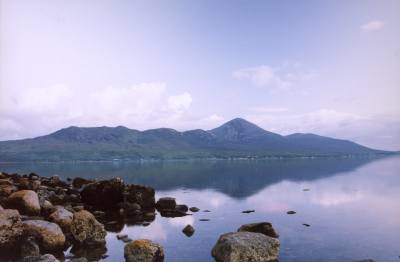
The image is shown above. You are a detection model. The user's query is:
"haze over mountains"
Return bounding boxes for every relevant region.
[0,118,390,161]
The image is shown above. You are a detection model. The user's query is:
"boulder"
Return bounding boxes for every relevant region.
[22,220,66,251]
[0,182,17,197]
[7,190,41,215]
[49,207,73,233]
[156,197,176,210]
[211,232,280,262]
[176,204,189,213]
[182,224,195,237]
[22,254,60,262]
[125,184,155,209]
[238,222,279,238]
[0,209,23,251]
[70,210,106,245]
[124,239,164,262]
[80,178,124,209]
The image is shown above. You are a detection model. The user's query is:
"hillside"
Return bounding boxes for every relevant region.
[0,118,391,161]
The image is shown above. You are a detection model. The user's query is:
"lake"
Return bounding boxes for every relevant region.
[1,156,399,262]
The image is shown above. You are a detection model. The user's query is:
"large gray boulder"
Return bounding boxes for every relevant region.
[124,239,164,262]
[7,190,41,215]
[237,222,279,238]
[22,220,66,251]
[211,232,280,262]
[70,210,106,245]
[0,209,23,251]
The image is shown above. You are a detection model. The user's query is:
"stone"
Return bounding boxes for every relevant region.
[189,207,200,212]
[241,210,255,214]
[117,234,128,240]
[182,224,195,237]
[124,239,164,262]
[22,254,60,262]
[155,197,176,210]
[176,204,188,213]
[125,184,155,209]
[70,210,106,245]
[80,178,124,209]
[199,219,210,221]
[19,237,40,258]
[303,223,310,227]
[287,211,296,214]
[0,209,23,251]
[22,220,66,251]
[7,190,41,215]
[49,206,73,233]
[238,222,279,238]
[211,232,280,262]
[72,177,92,189]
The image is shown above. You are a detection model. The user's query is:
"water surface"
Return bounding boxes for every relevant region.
[1,157,399,262]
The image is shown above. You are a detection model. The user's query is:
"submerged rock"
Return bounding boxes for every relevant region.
[189,207,200,212]
[124,239,164,262]
[241,210,255,214]
[70,210,106,245]
[22,220,65,251]
[7,190,41,215]
[238,222,279,238]
[182,224,195,237]
[287,211,296,215]
[211,232,280,262]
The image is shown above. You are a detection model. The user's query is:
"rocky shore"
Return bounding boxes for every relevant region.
[1,171,282,262]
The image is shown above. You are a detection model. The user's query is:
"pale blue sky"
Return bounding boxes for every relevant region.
[0,0,399,150]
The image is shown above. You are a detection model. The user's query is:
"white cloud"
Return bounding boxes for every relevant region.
[167,92,192,114]
[361,20,384,32]
[0,82,195,139]
[232,64,317,91]
[233,65,291,89]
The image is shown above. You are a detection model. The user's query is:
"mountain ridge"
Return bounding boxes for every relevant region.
[0,118,393,161]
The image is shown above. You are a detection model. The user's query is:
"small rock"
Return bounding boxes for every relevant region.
[22,220,66,251]
[238,222,279,238]
[70,258,88,262]
[122,237,133,243]
[199,218,210,221]
[287,211,296,215]
[211,232,280,262]
[303,188,310,191]
[156,197,176,210]
[242,210,255,214]
[72,177,92,189]
[0,209,23,251]
[189,207,200,212]
[117,234,128,240]
[7,190,41,215]
[203,210,211,212]
[124,239,164,262]
[22,254,60,262]
[302,223,310,227]
[182,225,195,237]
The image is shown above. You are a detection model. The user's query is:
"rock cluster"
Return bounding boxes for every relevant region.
[0,171,161,261]
[155,197,190,217]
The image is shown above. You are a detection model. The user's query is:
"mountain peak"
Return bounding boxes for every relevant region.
[210,118,278,141]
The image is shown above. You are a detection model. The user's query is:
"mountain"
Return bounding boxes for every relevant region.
[0,118,392,161]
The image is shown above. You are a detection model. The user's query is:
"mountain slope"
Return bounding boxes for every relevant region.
[0,118,391,161]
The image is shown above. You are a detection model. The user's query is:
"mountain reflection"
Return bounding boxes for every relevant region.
[0,157,383,198]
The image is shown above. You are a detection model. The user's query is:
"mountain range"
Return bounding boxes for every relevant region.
[0,118,392,161]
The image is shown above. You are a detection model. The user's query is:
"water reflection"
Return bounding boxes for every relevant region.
[1,156,399,261]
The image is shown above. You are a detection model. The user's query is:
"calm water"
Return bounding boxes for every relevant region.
[1,156,399,262]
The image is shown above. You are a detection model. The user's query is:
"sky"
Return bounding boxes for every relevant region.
[0,0,399,150]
